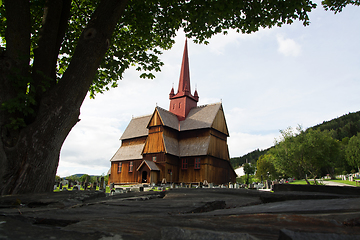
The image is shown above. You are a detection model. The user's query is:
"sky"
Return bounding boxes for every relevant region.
[57,2,360,177]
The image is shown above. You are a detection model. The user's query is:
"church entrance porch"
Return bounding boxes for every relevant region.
[137,160,160,185]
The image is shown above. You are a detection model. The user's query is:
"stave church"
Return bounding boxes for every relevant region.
[109,40,236,186]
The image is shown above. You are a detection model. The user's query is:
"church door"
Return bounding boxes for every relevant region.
[142,171,148,183]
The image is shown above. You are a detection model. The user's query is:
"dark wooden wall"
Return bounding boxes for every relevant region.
[110,160,142,185]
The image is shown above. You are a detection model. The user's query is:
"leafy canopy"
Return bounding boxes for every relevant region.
[322,0,360,13]
[271,126,341,179]
[345,133,360,171]
[0,0,317,104]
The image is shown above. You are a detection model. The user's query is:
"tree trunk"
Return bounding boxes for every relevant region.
[0,0,128,195]
[0,104,79,195]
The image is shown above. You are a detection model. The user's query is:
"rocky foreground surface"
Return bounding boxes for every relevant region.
[0,186,360,240]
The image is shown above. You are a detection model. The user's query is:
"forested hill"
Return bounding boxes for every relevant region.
[230,111,360,168]
[230,149,270,168]
[310,111,360,141]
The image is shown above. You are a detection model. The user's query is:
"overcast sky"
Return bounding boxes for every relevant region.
[57,2,360,177]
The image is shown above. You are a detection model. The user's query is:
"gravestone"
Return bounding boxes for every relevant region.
[100,177,105,191]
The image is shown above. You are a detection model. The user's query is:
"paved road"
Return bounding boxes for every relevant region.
[318,180,356,187]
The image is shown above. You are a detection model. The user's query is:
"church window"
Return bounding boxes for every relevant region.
[181,159,188,169]
[152,156,157,162]
[194,158,201,169]
[179,102,181,108]
[173,104,175,109]
[129,161,133,172]
[118,162,122,173]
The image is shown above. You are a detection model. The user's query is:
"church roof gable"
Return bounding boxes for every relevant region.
[137,160,160,171]
[155,107,179,130]
[120,115,151,140]
[180,103,221,131]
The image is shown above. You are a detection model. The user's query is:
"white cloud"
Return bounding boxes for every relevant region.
[276,35,301,57]
[228,132,279,157]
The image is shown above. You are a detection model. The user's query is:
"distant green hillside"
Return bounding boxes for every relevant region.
[231,110,360,169]
[310,111,360,141]
[230,148,269,168]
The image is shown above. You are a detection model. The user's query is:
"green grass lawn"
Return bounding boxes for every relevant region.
[289,178,359,187]
[289,180,314,185]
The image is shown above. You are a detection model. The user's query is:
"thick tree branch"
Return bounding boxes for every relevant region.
[1,0,31,147]
[1,0,30,104]
[31,0,72,104]
[45,0,129,113]
[3,0,30,69]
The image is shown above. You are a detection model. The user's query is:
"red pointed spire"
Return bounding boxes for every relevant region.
[178,39,191,94]
[169,39,199,121]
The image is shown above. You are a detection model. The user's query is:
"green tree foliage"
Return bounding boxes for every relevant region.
[79,174,90,183]
[255,153,279,181]
[231,111,360,179]
[67,174,80,183]
[230,148,270,168]
[0,0,320,195]
[311,111,360,140]
[55,175,61,182]
[243,163,255,185]
[345,133,360,172]
[322,0,360,13]
[271,126,341,184]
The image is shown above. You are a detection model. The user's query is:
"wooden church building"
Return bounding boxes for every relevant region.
[109,40,236,185]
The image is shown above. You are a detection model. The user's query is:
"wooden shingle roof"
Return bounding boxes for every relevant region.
[137,160,160,171]
[179,136,211,157]
[180,103,221,131]
[155,107,179,130]
[162,135,211,157]
[163,135,179,156]
[154,103,225,132]
[110,143,145,161]
[120,115,151,140]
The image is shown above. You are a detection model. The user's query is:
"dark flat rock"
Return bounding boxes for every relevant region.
[1,188,359,240]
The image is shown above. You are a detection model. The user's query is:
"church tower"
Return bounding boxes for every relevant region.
[169,39,199,121]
